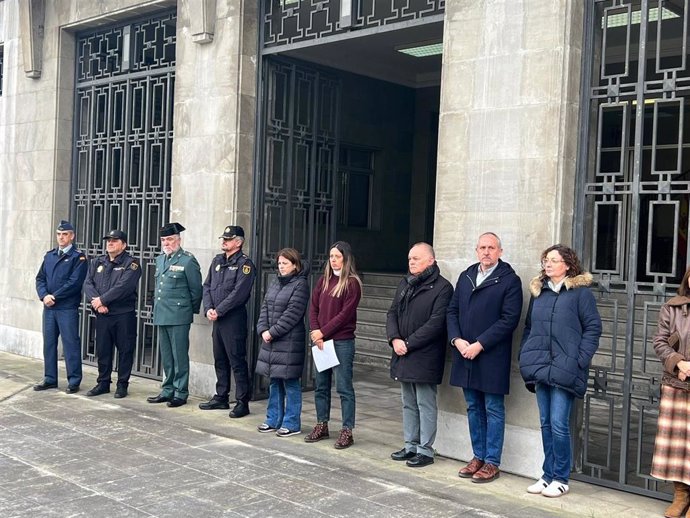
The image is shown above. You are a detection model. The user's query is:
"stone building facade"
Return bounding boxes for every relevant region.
[0,0,683,498]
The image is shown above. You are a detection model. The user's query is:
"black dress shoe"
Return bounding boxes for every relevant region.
[66,385,80,394]
[391,448,416,461]
[86,385,110,397]
[114,386,128,399]
[229,402,249,418]
[199,397,230,410]
[406,454,434,468]
[147,394,172,403]
[33,381,58,391]
[167,397,187,408]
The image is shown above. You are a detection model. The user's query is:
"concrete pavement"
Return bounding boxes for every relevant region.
[0,351,666,517]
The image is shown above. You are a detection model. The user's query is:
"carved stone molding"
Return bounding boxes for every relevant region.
[19,0,45,78]
[190,0,217,44]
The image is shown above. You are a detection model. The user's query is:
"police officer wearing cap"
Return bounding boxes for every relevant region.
[147,222,203,408]
[34,220,88,393]
[83,230,142,399]
[199,225,256,418]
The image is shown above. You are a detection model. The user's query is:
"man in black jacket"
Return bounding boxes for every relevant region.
[200,225,256,418]
[386,243,453,468]
[83,230,141,398]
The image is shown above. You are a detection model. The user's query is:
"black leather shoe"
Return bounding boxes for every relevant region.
[147,394,172,403]
[33,381,58,391]
[86,385,110,397]
[406,454,434,468]
[391,448,416,461]
[199,398,229,410]
[66,385,80,394]
[229,402,249,418]
[114,386,128,399]
[167,397,187,408]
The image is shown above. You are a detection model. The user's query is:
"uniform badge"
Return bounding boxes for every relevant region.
[225,226,231,233]
[131,263,139,270]
[79,256,86,261]
[242,265,251,275]
[97,265,104,273]
[215,264,221,272]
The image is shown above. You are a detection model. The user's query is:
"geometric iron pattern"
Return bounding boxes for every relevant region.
[72,11,176,380]
[576,0,690,499]
[263,0,445,48]
[253,58,341,395]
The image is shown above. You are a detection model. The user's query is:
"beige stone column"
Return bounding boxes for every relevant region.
[433,1,584,478]
[171,0,257,395]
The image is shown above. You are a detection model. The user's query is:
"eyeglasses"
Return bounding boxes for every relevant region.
[541,259,565,266]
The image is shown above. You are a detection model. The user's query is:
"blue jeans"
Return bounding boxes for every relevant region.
[463,388,505,466]
[314,339,356,429]
[266,378,302,431]
[401,382,438,458]
[535,383,574,484]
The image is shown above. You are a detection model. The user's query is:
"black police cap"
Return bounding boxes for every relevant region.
[102,229,127,242]
[219,225,245,239]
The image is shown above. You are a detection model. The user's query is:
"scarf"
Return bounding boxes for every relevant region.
[398,263,438,313]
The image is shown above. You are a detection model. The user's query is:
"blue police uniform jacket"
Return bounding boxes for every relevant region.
[202,251,256,318]
[83,251,142,315]
[153,248,203,326]
[36,247,88,310]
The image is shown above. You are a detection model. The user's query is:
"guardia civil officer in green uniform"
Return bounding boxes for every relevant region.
[147,222,202,408]
[83,230,142,399]
[199,225,256,418]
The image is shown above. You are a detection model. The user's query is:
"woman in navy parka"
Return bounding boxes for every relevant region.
[519,244,601,498]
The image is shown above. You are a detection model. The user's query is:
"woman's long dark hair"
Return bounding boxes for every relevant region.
[321,241,362,298]
[678,266,690,296]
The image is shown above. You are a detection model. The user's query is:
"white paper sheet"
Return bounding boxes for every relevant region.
[311,339,340,372]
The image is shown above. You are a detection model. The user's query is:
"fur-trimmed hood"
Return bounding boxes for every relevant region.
[529,272,594,297]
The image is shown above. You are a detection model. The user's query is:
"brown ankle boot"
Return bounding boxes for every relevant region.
[665,482,690,518]
[304,422,329,443]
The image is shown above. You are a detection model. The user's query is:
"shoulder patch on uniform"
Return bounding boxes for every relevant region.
[79,256,87,261]
[242,264,251,275]
[130,262,139,270]
[183,251,192,256]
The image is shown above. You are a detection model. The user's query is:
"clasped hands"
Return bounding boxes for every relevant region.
[678,360,690,381]
[90,297,109,314]
[453,338,484,360]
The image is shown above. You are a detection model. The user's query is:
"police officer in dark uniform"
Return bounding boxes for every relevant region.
[83,230,142,399]
[199,225,256,418]
[34,220,88,393]
[147,222,203,408]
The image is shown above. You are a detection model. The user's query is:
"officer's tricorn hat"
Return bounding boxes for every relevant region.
[102,229,127,242]
[160,222,186,237]
[219,225,245,239]
[56,220,75,232]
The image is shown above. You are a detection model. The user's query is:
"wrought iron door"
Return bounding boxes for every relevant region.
[252,58,340,396]
[576,0,690,498]
[71,11,176,379]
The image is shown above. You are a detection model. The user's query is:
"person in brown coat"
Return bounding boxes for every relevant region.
[651,265,690,518]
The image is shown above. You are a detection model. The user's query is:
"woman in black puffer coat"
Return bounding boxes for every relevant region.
[256,248,310,437]
[519,244,601,498]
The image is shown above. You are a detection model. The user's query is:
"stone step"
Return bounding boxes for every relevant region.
[362,284,398,298]
[357,321,386,336]
[360,272,403,286]
[357,307,388,325]
[358,296,393,311]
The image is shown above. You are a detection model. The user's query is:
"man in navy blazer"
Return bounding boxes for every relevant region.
[447,232,522,483]
[34,220,88,393]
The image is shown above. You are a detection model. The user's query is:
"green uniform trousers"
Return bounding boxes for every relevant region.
[158,324,191,400]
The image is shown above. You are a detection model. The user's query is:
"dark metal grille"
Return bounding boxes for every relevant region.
[0,45,3,95]
[252,58,340,396]
[72,12,176,380]
[262,0,445,49]
[575,0,690,499]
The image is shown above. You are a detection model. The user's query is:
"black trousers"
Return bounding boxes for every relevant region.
[95,311,136,387]
[212,310,251,403]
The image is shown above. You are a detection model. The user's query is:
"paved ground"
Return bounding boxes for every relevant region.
[0,351,666,517]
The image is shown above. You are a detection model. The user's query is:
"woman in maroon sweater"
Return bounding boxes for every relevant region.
[305,241,362,449]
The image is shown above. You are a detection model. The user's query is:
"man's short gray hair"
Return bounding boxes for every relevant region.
[410,242,435,259]
[477,232,502,249]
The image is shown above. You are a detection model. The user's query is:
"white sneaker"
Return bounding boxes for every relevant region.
[542,481,569,497]
[527,478,549,494]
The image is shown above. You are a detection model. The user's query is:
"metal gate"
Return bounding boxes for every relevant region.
[71,11,176,380]
[575,0,690,498]
[251,58,341,396]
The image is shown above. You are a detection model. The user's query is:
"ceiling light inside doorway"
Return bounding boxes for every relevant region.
[396,42,443,58]
[604,7,679,29]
